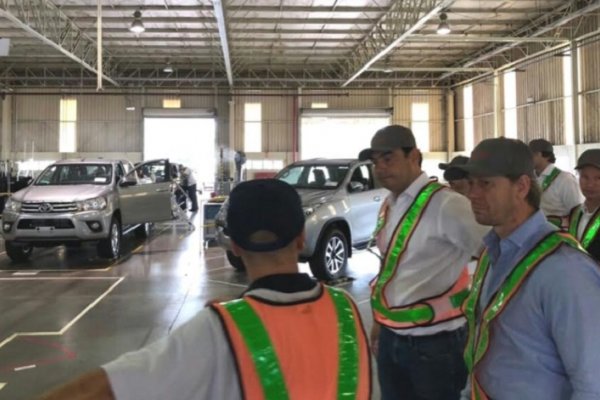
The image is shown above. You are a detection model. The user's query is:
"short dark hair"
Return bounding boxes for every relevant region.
[401,147,414,156]
[507,174,541,209]
[541,151,556,164]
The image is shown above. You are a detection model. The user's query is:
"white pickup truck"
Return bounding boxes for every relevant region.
[1,158,176,262]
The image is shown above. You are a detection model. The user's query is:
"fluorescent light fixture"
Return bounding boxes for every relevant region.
[129,10,145,34]
[437,13,451,35]
[163,63,174,74]
[125,106,136,111]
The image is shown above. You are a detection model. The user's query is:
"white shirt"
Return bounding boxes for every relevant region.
[537,164,582,217]
[574,203,599,240]
[376,172,489,336]
[103,284,324,400]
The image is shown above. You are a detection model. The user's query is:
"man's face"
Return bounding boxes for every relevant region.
[579,166,600,204]
[468,175,522,226]
[531,151,545,169]
[371,148,419,195]
[448,178,471,197]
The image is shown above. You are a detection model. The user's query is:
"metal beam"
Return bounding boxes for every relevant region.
[340,0,456,87]
[0,0,118,87]
[406,34,569,43]
[439,0,600,82]
[370,67,493,72]
[212,0,233,87]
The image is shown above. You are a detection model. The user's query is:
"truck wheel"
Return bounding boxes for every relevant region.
[226,250,246,272]
[5,241,33,262]
[98,217,122,259]
[309,228,348,281]
[134,223,152,239]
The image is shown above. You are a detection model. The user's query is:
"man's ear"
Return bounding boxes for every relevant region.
[295,229,306,250]
[231,241,243,257]
[515,175,531,201]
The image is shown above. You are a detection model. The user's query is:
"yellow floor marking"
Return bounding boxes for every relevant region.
[14,365,36,372]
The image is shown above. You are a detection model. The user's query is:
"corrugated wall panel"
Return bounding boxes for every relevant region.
[454,89,465,151]
[15,95,59,152]
[473,79,495,142]
[579,37,600,142]
[518,100,564,143]
[303,89,390,109]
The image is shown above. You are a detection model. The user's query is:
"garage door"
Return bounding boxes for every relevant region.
[300,108,391,160]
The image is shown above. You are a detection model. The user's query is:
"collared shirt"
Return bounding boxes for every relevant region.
[104,273,330,400]
[376,172,488,336]
[537,164,582,217]
[476,211,600,399]
[573,203,600,240]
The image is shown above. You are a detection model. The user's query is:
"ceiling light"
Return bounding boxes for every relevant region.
[129,10,145,34]
[125,106,136,111]
[437,13,451,35]
[163,63,174,74]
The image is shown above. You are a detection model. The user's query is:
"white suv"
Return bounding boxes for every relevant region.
[216,159,388,280]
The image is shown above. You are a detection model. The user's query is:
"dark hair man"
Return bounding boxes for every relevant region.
[439,155,471,196]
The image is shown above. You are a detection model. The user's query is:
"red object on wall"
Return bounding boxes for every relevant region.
[253,171,277,179]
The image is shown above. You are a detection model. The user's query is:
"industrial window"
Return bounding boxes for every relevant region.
[411,103,430,152]
[59,98,77,153]
[504,71,518,139]
[246,159,284,170]
[311,102,328,109]
[463,85,474,152]
[244,103,262,152]
[162,98,181,108]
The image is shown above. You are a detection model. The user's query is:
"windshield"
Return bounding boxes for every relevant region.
[277,164,349,189]
[35,164,113,186]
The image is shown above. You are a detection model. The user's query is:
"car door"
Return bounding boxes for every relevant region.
[347,163,387,244]
[118,159,173,225]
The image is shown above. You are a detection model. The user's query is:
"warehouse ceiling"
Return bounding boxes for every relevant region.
[0,0,598,90]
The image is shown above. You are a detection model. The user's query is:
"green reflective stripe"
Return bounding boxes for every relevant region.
[463,252,490,373]
[547,215,562,228]
[450,288,470,308]
[541,167,561,192]
[471,233,575,368]
[581,209,600,249]
[222,299,289,400]
[327,287,360,400]
[568,207,582,237]
[371,182,444,324]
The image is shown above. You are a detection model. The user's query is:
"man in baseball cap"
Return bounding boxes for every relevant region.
[456,137,600,399]
[439,155,470,196]
[528,138,581,218]
[359,125,486,400]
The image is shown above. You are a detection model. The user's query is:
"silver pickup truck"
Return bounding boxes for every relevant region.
[216,158,388,280]
[1,158,175,262]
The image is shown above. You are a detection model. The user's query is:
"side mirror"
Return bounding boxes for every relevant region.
[119,176,137,187]
[348,181,365,193]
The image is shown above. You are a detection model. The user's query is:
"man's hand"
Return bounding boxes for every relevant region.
[370,322,381,357]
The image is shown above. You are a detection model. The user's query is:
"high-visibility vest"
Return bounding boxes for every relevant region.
[462,231,583,400]
[568,204,600,249]
[370,181,470,329]
[211,285,371,400]
[541,167,561,192]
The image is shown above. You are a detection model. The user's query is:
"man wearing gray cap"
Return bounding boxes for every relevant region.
[455,137,600,400]
[359,125,487,400]
[565,148,600,261]
[439,155,470,196]
[529,138,581,220]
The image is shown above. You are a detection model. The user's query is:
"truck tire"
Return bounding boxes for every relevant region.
[98,216,122,259]
[5,241,33,262]
[309,227,348,281]
[226,250,246,272]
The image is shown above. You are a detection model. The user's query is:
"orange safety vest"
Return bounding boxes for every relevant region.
[371,181,470,329]
[211,285,371,400]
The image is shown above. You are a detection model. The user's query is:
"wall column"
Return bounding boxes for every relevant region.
[1,95,12,160]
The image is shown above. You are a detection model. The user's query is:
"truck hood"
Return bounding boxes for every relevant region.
[11,185,110,203]
[295,188,336,206]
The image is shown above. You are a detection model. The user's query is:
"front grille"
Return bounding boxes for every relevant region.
[17,219,75,230]
[21,202,78,214]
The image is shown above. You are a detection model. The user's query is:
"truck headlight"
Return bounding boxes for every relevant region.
[78,197,107,211]
[4,198,21,213]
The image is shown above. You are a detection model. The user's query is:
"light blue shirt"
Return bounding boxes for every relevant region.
[475,210,600,400]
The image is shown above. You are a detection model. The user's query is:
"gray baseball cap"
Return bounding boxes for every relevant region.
[439,156,469,181]
[576,149,600,170]
[454,138,535,178]
[529,138,553,154]
[358,125,416,161]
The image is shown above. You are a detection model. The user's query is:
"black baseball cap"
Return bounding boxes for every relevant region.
[226,179,304,252]
[576,149,600,170]
[529,139,553,154]
[358,125,416,161]
[439,156,469,181]
[454,138,535,178]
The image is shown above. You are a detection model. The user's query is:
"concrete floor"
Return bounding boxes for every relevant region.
[0,211,379,400]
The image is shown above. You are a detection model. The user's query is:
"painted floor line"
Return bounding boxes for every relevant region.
[201,254,226,261]
[0,382,5,391]
[206,279,247,288]
[14,364,36,372]
[12,271,39,276]
[0,276,124,350]
[0,276,123,281]
[205,266,233,272]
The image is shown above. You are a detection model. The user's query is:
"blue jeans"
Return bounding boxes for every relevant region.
[377,325,468,400]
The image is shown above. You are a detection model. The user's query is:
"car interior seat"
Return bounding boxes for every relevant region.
[312,169,326,186]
